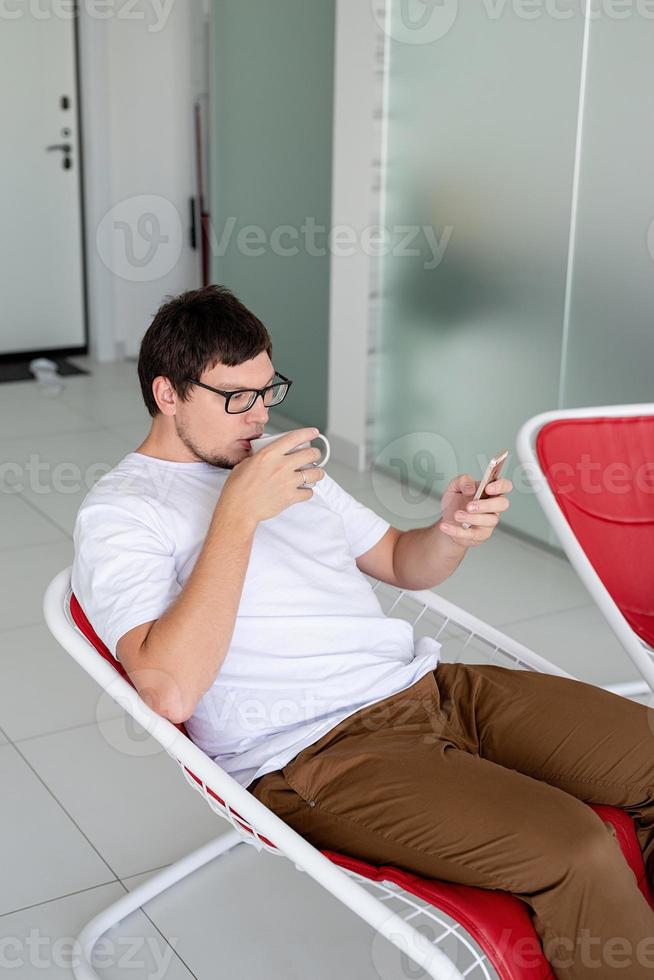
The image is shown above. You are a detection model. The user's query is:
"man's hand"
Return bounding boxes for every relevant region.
[439,473,513,547]
[218,428,325,527]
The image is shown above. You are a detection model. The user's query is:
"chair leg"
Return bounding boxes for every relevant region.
[602,679,652,699]
[72,826,467,980]
[73,829,244,980]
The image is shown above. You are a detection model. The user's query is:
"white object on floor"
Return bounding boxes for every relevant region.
[29,357,65,396]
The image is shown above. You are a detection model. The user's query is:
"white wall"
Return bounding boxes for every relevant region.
[79,0,378,437]
[326,0,384,470]
[78,0,207,361]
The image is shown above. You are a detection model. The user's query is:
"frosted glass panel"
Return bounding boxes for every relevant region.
[373,5,585,544]
[210,0,335,430]
[562,14,654,407]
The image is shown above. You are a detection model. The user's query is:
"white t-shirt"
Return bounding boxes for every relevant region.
[71,452,442,789]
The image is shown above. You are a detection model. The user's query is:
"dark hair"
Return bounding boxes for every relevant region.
[138,284,273,417]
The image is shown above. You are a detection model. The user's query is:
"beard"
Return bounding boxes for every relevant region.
[174,415,237,470]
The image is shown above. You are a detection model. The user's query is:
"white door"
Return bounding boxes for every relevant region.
[0,5,85,355]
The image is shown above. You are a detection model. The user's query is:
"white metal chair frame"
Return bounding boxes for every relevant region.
[44,565,598,980]
[517,402,654,697]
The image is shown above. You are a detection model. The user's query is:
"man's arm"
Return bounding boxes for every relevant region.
[117,427,323,725]
[117,501,257,724]
[356,473,513,591]
[356,524,466,591]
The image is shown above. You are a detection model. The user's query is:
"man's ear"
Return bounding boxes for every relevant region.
[151,376,177,417]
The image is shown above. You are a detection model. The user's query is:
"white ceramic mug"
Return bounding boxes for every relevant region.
[249,431,330,468]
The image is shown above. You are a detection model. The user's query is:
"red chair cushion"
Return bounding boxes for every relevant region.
[536,415,654,649]
[325,801,653,980]
[69,592,653,980]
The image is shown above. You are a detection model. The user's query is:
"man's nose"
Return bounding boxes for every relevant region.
[246,395,269,425]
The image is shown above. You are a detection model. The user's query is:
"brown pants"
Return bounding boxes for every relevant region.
[249,664,654,979]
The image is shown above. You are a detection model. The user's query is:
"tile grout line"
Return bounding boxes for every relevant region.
[1,717,202,980]
[120,860,174,884]
[0,726,122,886]
[3,492,74,545]
[10,710,130,748]
[1,715,200,978]
[3,382,213,980]
[1,404,148,542]
[0,877,120,922]
[0,866,201,980]
[115,896,201,980]
[493,601,596,632]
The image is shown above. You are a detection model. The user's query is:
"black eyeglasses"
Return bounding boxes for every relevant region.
[186,371,293,414]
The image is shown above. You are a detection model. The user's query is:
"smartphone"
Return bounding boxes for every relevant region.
[461,449,509,528]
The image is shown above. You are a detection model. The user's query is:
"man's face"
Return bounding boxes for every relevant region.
[173,351,275,469]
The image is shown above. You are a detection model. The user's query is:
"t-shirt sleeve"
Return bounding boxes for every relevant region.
[314,472,391,559]
[71,494,181,660]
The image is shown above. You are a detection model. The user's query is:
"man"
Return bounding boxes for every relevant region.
[73,284,654,979]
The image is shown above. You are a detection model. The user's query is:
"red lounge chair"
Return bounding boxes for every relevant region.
[44,567,653,980]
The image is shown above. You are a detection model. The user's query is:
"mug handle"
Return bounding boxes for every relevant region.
[296,434,330,468]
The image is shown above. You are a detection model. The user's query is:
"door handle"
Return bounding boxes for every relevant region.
[45,143,72,153]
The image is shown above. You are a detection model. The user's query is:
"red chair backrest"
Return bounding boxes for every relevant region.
[536,415,654,648]
[69,592,278,848]
[69,593,189,737]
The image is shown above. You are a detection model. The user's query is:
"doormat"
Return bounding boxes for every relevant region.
[0,358,89,384]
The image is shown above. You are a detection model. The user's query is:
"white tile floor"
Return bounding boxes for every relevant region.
[0,356,647,978]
